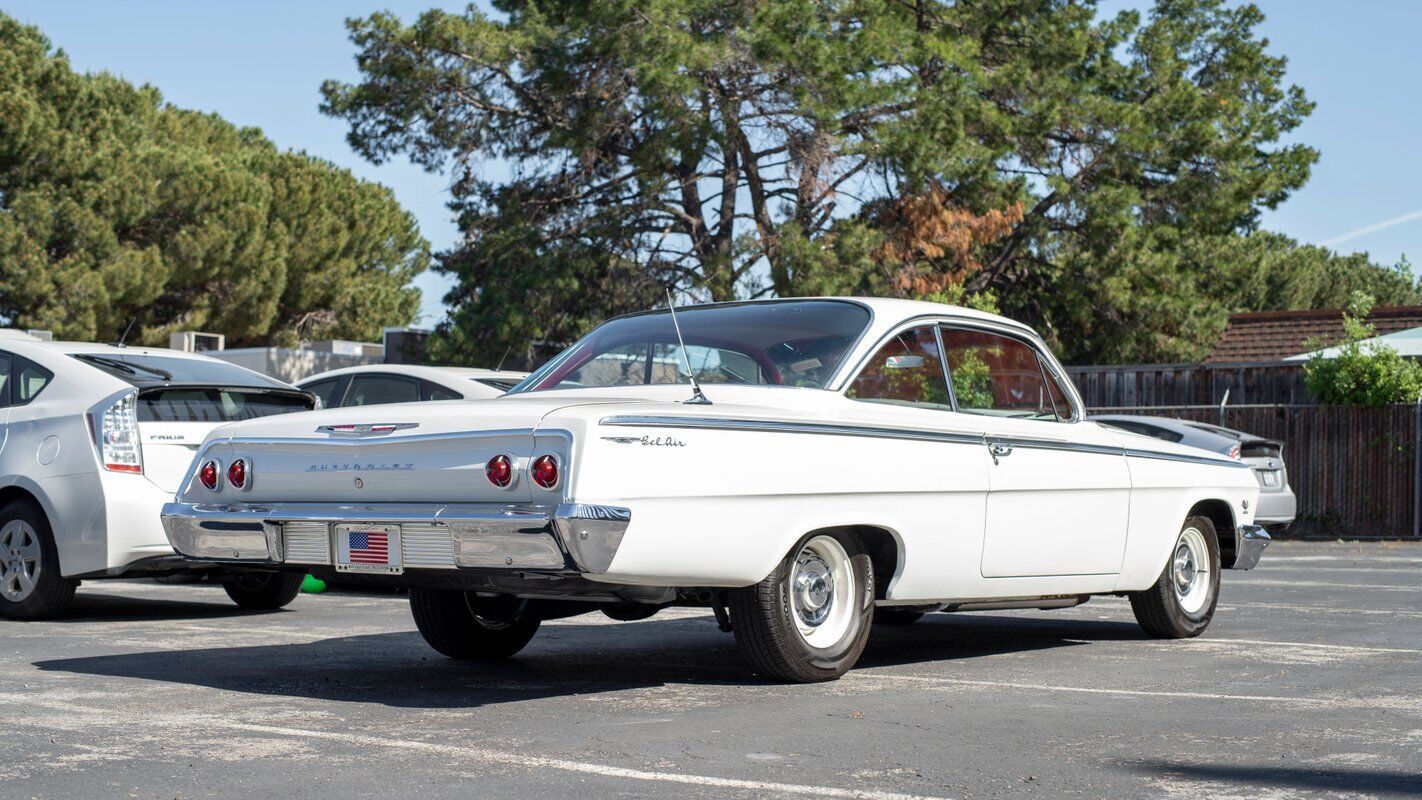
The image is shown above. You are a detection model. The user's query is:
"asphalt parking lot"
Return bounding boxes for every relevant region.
[6,540,1422,800]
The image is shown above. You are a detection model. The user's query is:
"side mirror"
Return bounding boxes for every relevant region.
[884,355,925,369]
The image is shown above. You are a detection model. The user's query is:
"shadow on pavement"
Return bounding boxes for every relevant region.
[1129,760,1422,797]
[34,611,1141,705]
[51,592,274,623]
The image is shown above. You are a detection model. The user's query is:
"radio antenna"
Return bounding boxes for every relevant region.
[114,317,138,348]
[664,289,711,405]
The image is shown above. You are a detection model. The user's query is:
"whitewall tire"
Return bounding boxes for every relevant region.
[1129,515,1221,638]
[729,532,875,682]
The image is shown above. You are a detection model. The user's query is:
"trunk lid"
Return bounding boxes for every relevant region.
[184,397,602,504]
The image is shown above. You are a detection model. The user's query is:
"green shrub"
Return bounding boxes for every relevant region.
[1303,293,1422,406]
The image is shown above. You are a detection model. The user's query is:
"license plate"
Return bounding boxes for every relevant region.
[335,524,403,574]
[1260,471,1281,488]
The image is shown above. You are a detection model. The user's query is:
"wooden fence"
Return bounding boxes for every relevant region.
[1087,403,1420,538]
[1067,362,1310,407]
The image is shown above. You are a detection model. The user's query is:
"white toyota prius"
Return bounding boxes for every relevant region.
[0,332,316,619]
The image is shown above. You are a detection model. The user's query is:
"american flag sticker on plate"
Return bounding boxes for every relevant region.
[335,524,403,574]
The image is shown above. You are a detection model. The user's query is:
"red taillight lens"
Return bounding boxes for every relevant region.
[486,454,513,487]
[199,460,219,490]
[227,458,247,489]
[532,455,559,489]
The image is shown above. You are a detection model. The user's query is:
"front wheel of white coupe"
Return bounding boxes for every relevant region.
[729,533,874,683]
[1128,515,1221,638]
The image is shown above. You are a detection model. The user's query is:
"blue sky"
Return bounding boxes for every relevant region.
[5,1,1419,327]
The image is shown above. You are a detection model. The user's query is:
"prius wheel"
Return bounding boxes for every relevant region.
[409,590,540,661]
[729,532,874,683]
[223,571,304,610]
[1129,515,1220,638]
[0,499,76,621]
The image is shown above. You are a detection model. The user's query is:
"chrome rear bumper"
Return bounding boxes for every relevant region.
[1230,524,1270,570]
[159,501,630,574]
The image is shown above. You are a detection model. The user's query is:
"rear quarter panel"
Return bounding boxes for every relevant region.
[560,413,990,595]
[1114,454,1258,591]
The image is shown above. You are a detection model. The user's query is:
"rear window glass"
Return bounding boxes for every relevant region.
[474,377,520,392]
[345,374,421,406]
[72,353,287,389]
[300,378,342,409]
[138,389,313,422]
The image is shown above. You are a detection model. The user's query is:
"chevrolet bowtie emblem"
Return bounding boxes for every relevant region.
[316,423,420,436]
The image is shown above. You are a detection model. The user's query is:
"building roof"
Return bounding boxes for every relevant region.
[1207,306,1422,363]
[1285,324,1422,361]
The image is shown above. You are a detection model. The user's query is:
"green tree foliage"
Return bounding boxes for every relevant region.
[0,14,428,346]
[1304,293,1422,407]
[323,0,1364,364]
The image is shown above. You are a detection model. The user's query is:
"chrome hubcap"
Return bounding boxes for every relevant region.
[1173,544,1197,593]
[793,554,834,627]
[788,536,857,649]
[1172,526,1212,615]
[0,520,42,603]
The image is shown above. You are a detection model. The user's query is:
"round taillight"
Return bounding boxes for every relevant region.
[227,458,247,489]
[531,455,559,489]
[486,454,513,488]
[199,460,219,490]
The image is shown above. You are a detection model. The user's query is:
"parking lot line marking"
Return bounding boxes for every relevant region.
[1214,602,1422,619]
[868,676,1422,712]
[1260,556,1422,564]
[1178,638,1422,654]
[1235,579,1422,591]
[14,697,951,800]
[1258,566,1422,574]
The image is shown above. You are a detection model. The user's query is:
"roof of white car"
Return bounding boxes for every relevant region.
[4,338,227,361]
[296,364,528,384]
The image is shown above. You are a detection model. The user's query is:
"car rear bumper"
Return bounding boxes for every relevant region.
[1231,524,1270,570]
[159,501,631,575]
[1254,486,1297,526]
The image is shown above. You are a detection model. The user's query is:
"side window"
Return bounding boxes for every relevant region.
[560,343,648,388]
[846,326,951,410]
[939,327,1074,421]
[300,378,342,409]
[345,375,421,407]
[13,357,53,404]
[423,381,462,401]
[0,352,11,408]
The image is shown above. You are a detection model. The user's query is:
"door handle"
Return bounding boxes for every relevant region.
[988,442,1013,464]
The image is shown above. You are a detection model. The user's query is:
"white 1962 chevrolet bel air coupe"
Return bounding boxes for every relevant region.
[162,298,1267,682]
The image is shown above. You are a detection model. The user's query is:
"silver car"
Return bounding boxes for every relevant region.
[1092,415,1295,531]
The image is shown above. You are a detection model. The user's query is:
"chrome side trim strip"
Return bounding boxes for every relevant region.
[1122,447,1249,469]
[601,415,1248,468]
[988,436,1122,458]
[216,428,538,448]
[601,415,985,446]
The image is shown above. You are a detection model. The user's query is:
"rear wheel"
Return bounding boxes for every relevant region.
[222,571,304,610]
[729,532,874,683]
[409,590,541,660]
[0,499,76,621]
[1129,515,1220,638]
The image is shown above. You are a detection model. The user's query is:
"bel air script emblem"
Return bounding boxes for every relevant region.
[602,435,687,448]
